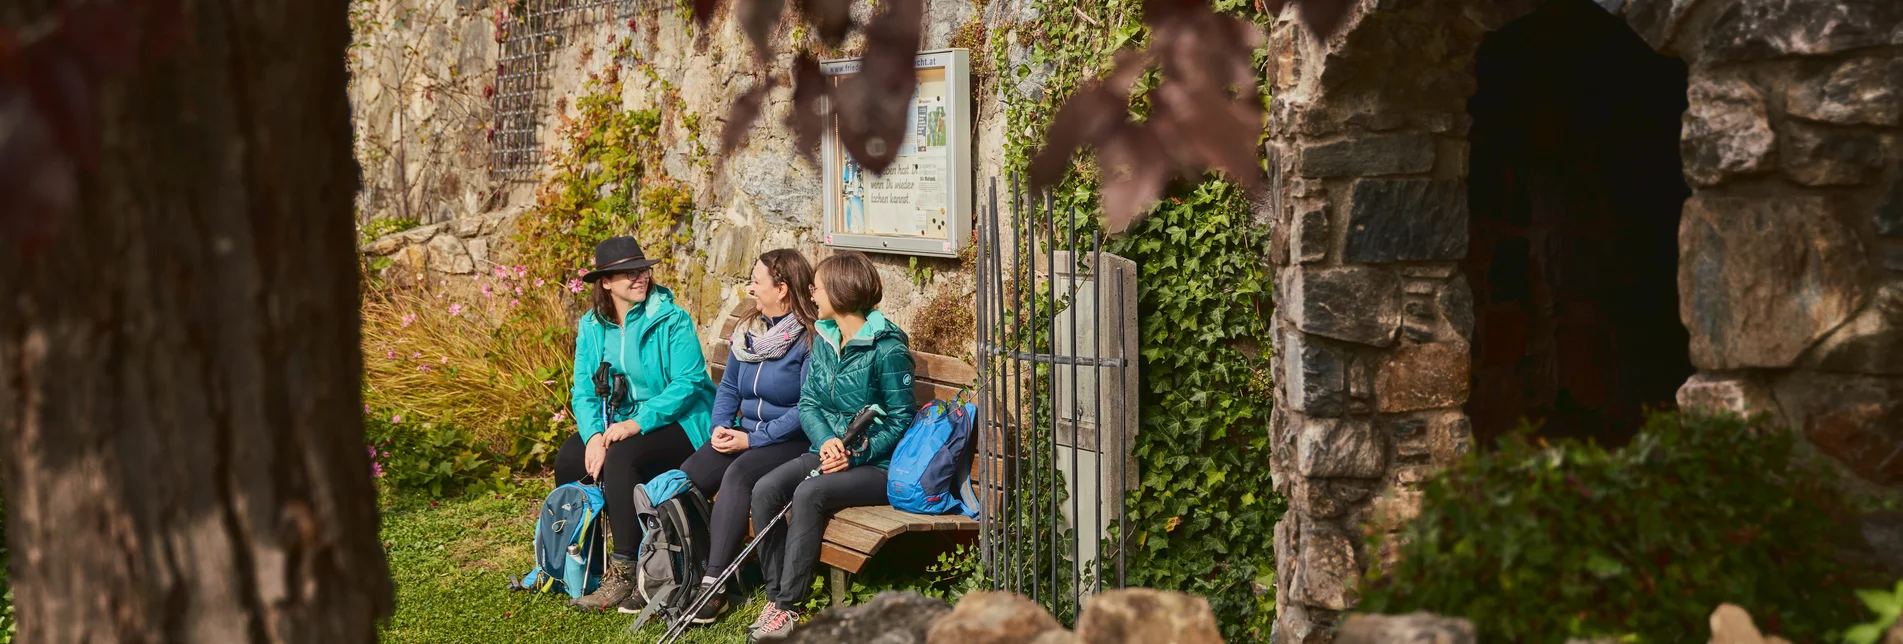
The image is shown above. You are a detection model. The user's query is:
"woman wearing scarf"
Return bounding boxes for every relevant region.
[677,249,818,624]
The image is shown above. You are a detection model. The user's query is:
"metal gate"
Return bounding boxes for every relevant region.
[974,177,1139,623]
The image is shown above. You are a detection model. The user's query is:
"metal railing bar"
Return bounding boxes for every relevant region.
[977,350,1127,368]
[1092,227,1104,595]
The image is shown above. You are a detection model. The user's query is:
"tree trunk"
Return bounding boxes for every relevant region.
[0,1,393,641]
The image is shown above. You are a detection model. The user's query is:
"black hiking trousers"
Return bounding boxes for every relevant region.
[751,453,888,607]
[679,438,813,575]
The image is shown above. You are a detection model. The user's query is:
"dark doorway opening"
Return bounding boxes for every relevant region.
[1462,0,1693,448]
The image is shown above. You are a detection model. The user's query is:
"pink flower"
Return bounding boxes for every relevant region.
[391,414,403,423]
[440,356,449,364]
[411,352,422,359]
[514,286,523,295]
[448,303,463,316]
[482,283,494,297]
[514,265,528,278]
[386,350,396,360]
[364,403,371,413]
[535,278,546,287]
[494,265,510,278]
[510,299,520,307]
[419,365,433,373]
[567,279,585,294]
[400,313,415,328]
[576,268,587,277]
[550,408,568,423]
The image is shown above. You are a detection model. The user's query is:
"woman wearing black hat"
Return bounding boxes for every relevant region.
[551,236,716,613]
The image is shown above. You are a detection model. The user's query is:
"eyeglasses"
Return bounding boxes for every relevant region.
[610,268,652,282]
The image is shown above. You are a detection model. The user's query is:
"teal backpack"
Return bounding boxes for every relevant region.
[508,482,607,599]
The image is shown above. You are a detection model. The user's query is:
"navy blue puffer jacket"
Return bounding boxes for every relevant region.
[711,315,811,446]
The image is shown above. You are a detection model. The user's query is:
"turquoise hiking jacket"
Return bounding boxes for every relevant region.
[798,310,917,470]
[570,286,715,449]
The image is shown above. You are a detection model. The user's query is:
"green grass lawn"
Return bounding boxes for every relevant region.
[378,483,766,643]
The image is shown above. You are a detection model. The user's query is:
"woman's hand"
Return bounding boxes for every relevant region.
[584,434,608,480]
[711,427,750,454]
[604,419,641,443]
[819,437,848,474]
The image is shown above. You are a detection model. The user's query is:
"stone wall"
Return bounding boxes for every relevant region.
[1263,1,1492,639]
[1661,0,1903,497]
[1263,0,1903,641]
[347,0,1047,354]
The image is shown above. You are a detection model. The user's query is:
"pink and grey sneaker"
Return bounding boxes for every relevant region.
[748,602,779,632]
[748,604,800,642]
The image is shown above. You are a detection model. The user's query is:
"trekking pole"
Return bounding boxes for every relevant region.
[654,405,883,644]
[573,362,623,595]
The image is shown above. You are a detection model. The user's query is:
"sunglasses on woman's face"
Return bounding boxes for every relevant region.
[611,268,652,282]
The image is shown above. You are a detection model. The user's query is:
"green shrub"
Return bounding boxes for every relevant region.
[359,216,420,245]
[1109,181,1284,639]
[1847,580,1903,644]
[1360,411,1863,642]
[799,543,985,613]
[1,586,12,644]
[365,410,510,498]
[1,492,10,644]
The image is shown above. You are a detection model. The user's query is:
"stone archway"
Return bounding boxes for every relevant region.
[1263,0,1903,641]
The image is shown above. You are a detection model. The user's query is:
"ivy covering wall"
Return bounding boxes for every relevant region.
[990,0,1284,638]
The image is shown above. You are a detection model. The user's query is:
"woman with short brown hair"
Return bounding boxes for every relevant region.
[744,250,917,640]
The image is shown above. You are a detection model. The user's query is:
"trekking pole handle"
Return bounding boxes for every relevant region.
[809,405,880,477]
[841,404,879,449]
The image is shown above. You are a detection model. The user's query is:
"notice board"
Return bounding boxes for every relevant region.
[820,49,971,258]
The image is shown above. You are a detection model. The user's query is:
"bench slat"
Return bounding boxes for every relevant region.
[916,382,965,406]
[822,519,887,554]
[832,507,913,536]
[873,506,941,532]
[912,351,977,385]
[820,542,871,574]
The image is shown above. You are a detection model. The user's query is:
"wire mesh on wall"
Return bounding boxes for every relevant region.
[490,0,632,181]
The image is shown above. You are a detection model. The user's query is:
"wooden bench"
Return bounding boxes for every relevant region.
[703,299,980,605]
[818,506,976,604]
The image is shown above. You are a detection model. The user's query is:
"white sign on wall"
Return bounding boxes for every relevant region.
[820,49,972,258]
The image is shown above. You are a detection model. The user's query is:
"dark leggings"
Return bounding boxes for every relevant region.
[751,453,888,606]
[679,438,813,575]
[553,425,697,559]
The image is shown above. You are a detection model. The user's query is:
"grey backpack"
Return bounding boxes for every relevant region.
[627,482,712,628]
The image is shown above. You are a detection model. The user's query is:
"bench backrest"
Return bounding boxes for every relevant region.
[703,300,975,405]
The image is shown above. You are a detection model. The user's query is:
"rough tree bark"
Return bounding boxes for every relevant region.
[0,1,393,641]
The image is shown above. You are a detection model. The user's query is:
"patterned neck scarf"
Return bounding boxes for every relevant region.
[730,312,805,363]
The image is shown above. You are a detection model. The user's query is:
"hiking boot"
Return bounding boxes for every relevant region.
[569,555,635,612]
[690,582,731,624]
[748,605,799,642]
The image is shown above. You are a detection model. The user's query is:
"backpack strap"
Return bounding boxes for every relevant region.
[626,585,669,631]
[950,398,981,517]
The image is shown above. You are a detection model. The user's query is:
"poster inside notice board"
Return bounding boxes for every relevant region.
[821,49,971,258]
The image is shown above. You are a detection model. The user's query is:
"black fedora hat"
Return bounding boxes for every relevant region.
[581,236,663,282]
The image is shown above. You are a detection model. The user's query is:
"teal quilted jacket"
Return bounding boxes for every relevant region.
[798,310,917,470]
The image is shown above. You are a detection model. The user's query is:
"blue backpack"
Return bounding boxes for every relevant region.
[887,398,982,517]
[508,482,606,599]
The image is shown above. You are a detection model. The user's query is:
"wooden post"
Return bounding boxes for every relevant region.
[829,567,851,607]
